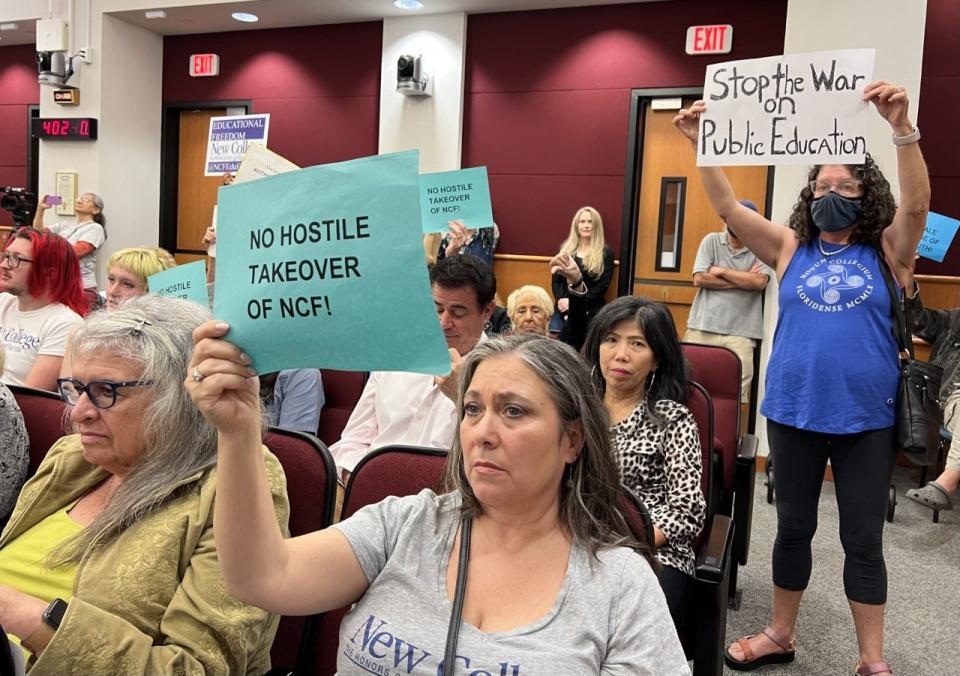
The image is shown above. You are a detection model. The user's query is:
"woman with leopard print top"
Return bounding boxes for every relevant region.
[584,296,706,635]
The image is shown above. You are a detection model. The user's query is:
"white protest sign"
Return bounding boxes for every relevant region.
[235,142,300,183]
[698,49,875,166]
[204,114,270,176]
[209,144,300,257]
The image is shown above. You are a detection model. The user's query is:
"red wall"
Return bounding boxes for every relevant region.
[0,45,39,192]
[463,1,788,256]
[915,0,960,276]
[163,22,382,168]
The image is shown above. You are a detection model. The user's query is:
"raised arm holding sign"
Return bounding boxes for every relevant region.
[674,76,929,676]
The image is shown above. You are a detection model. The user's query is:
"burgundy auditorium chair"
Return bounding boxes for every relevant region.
[8,384,69,477]
[316,369,366,447]
[312,445,448,676]
[680,380,734,676]
[682,342,759,609]
[261,426,337,676]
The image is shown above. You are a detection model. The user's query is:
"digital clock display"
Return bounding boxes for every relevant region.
[31,118,98,140]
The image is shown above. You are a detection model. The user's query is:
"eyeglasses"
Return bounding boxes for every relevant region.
[57,377,154,410]
[0,252,33,269]
[809,179,863,198]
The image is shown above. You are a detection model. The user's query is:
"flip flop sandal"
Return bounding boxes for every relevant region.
[724,628,796,671]
[905,481,953,511]
[855,660,893,675]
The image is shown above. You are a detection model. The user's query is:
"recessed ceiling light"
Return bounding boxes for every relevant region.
[231,12,259,23]
[0,22,19,31]
[144,10,166,20]
[393,0,423,9]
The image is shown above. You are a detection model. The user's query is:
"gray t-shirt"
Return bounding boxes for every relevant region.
[333,490,690,676]
[687,231,771,340]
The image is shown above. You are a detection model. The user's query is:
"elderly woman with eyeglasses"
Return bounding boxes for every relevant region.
[675,82,929,675]
[0,295,289,675]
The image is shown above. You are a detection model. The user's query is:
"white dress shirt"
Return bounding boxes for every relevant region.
[329,370,458,479]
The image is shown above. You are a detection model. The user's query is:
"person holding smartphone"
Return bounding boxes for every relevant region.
[34,192,106,308]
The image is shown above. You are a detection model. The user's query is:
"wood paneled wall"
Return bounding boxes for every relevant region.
[492,254,618,305]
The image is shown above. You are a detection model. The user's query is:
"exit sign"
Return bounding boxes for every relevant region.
[189,53,220,77]
[685,25,733,55]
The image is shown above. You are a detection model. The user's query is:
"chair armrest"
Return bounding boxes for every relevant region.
[695,513,733,583]
[733,434,758,566]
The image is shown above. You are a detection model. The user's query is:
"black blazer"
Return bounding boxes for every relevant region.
[552,246,614,349]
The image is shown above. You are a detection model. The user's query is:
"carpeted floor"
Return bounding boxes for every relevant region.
[724,465,960,676]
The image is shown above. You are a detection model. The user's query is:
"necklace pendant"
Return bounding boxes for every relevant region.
[817,238,853,257]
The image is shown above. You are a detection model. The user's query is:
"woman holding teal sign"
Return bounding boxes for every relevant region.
[187,331,690,675]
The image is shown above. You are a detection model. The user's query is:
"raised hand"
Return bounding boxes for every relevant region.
[186,321,261,435]
[202,226,217,247]
[673,100,707,145]
[549,253,580,284]
[863,81,912,133]
[434,348,464,402]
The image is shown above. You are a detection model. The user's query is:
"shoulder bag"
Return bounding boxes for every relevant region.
[876,249,943,465]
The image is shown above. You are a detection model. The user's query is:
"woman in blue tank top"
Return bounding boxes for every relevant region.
[673,81,930,676]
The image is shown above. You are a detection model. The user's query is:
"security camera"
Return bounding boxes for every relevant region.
[36,18,80,87]
[396,54,432,97]
[37,50,75,87]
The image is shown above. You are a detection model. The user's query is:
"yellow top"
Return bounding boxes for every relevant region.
[0,501,81,652]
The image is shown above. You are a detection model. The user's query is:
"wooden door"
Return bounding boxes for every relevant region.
[175,109,226,264]
[632,98,769,335]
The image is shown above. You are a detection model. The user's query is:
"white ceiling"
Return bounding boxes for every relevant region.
[0,0,662,46]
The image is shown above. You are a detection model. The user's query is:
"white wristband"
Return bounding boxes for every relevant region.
[892,126,920,146]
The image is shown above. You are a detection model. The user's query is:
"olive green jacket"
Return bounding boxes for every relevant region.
[1,435,290,676]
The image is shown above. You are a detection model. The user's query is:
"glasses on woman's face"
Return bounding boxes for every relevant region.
[57,377,154,410]
[809,179,863,198]
[0,252,33,269]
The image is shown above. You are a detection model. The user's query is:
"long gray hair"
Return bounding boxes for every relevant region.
[50,295,215,565]
[443,334,653,563]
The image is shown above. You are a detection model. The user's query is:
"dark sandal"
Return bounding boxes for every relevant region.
[855,660,892,675]
[724,628,796,671]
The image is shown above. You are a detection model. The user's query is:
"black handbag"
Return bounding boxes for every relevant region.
[443,517,472,676]
[876,250,943,465]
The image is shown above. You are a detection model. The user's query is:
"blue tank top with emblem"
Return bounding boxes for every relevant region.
[761,240,899,434]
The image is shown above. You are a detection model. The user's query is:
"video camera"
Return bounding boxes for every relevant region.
[0,187,38,228]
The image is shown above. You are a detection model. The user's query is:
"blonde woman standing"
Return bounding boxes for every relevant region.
[549,206,615,350]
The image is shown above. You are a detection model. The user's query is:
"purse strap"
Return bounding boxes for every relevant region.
[875,245,914,361]
[443,517,473,675]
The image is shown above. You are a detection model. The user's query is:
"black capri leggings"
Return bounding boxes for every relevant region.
[767,420,897,605]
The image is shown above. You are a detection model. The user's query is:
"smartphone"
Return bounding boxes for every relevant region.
[44,194,63,205]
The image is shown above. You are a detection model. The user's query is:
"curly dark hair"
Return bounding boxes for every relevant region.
[787,153,897,245]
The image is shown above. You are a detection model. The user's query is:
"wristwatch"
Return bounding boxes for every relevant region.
[20,598,68,655]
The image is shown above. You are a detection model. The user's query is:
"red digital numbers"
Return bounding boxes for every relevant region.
[37,118,94,139]
[41,120,70,136]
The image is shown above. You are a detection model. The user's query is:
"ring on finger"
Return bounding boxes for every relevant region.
[192,365,204,383]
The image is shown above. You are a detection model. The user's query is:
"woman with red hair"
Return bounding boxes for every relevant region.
[0,229,86,390]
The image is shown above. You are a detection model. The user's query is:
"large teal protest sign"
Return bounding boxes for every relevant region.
[917,212,960,263]
[148,260,209,308]
[420,166,493,233]
[214,150,451,375]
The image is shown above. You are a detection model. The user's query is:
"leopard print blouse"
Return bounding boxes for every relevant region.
[610,398,706,576]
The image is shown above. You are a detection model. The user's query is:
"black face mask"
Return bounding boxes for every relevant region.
[810,192,862,233]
